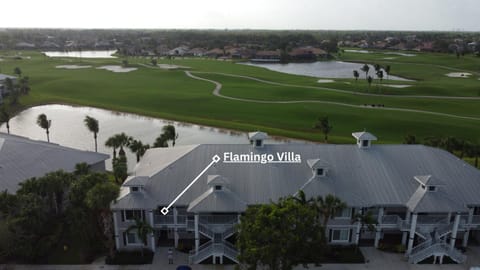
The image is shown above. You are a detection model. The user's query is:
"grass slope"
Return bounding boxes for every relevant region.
[0,50,479,143]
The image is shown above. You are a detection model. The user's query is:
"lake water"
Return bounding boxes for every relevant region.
[244,61,412,81]
[0,105,305,171]
[43,50,117,58]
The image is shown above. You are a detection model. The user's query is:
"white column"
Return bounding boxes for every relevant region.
[355,208,363,245]
[463,208,474,247]
[195,214,199,254]
[402,210,411,245]
[148,210,156,252]
[450,213,461,251]
[374,207,384,248]
[113,210,121,249]
[407,213,418,255]
[173,207,179,248]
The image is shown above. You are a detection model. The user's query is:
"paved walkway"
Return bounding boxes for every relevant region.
[2,246,479,270]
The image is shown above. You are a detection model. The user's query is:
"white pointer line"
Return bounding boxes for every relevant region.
[161,155,220,215]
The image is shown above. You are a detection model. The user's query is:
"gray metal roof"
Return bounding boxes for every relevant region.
[0,133,109,193]
[111,142,480,213]
[0,74,17,81]
[187,187,247,213]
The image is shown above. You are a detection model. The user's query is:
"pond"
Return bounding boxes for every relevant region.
[244,61,412,81]
[0,105,305,171]
[43,50,117,58]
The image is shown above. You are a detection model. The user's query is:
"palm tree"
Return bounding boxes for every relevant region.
[14,67,22,78]
[373,63,381,74]
[19,76,30,95]
[115,133,132,158]
[313,194,347,228]
[352,210,377,252]
[105,136,120,160]
[74,162,90,175]
[294,190,312,205]
[0,106,11,134]
[384,65,391,80]
[84,116,99,152]
[403,134,417,144]
[314,116,333,143]
[153,133,169,148]
[360,64,370,79]
[128,139,150,162]
[36,113,52,142]
[376,70,384,93]
[162,125,179,146]
[126,218,154,256]
[367,76,373,89]
[353,70,359,82]
[105,133,131,159]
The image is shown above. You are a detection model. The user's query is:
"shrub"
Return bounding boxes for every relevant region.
[105,249,154,265]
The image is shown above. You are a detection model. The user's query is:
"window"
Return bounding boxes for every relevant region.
[331,229,350,242]
[125,232,143,245]
[124,210,143,221]
[255,140,262,147]
[362,140,369,147]
[215,185,223,191]
[334,208,351,219]
[428,186,437,192]
[130,186,139,192]
[421,184,426,190]
[316,168,325,176]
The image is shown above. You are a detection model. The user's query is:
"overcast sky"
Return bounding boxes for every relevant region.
[1,0,478,31]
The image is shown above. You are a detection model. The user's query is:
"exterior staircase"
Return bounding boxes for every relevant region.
[407,224,465,264]
[188,220,239,264]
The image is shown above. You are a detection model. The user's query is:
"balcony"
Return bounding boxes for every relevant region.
[154,214,188,227]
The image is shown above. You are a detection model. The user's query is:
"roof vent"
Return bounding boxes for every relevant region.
[207,175,229,191]
[414,175,445,192]
[307,159,330,177]
[248,131,268,148]
[352,131,377,149]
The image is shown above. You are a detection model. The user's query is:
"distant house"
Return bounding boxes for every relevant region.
[168,46,190,57]
[0,133,109,193]
[189,48,207,57]
[289,46,328,62]
[40,41,60,50]
[205,48,224,58]
[15,42,36,50]
[251,50,281,63]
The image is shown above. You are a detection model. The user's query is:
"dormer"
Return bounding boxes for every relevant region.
[352,131,377,149]
[207,175,229,192]
[414,175,445,192]
[307,159,330,177]
[248,131,269,148]
[123,176,149,193]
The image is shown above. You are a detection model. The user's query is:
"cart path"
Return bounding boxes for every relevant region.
[185,71,480,122]
[189,71,480,100]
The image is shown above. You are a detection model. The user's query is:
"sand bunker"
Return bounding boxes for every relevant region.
[384,52,416,57]
[317,79,334,83]
[383,84,412,88]
[383,57,397,60]
[56,65,92,69]
[345,49,371,54]
[96,65,137,73]
[157,64,190,70]
[445,72,472,78]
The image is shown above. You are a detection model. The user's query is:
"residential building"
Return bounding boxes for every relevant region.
[0,133,109,193]
[289,46,328,61]
[111,131,480,265]
[251,50,281,63]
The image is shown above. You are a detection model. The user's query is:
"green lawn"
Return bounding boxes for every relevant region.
[1,50,479,143]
